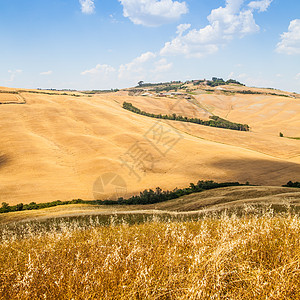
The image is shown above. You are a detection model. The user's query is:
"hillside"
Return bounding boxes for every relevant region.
[0,83,300,205]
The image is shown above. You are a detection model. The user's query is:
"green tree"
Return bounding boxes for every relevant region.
[16,203,24,211]
[1,202,10,213]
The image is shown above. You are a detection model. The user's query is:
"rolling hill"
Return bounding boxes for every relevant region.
[0,83,300,205]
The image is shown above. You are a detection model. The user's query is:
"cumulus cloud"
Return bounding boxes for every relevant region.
[176,23,191,36]
[118,52,157,78]
[79,0,95,14]
[118,0,188,27]
[80,53,173,88]
[276,19,300,55]
[248,0,273,12]
[81,64,116,76]
[160,0,269,58]
[40,70,53,76]
[118,52,173,84]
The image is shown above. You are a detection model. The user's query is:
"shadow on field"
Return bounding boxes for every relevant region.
[0,154,9,169]
[209,158,300,185]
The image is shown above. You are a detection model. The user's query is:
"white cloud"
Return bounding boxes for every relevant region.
[8,69,22,82]
[118,0,188,27]
[176,23,191,36]
[248,0,273,12]
[81,64,116,76]
[80,0,95,14]
[276,19,300,55]
[160,0,263,58]
[296,73,300,80]
[79,52,173,88]
[133,51,157,63]
[118,52,173,85]
[118,52,157,79]
[40,70,53,76]
[153,58,173,72]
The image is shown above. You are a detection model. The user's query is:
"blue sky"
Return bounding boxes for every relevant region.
[0,0,299,92]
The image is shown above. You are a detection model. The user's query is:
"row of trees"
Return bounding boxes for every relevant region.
[0,199,84,214]
[83,89,119,94]
[150,85,183,93]
[283,181,300,188]
[137,81,182,87]
[192,78,244,87]
[0,180,243,214]
[123,102,250,131]
[99,181,242,206]
[137,78,245,89]
[2,180,299,214]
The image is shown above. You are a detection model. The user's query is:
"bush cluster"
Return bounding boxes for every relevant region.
[207,77,244,87]
[283,181,300,188]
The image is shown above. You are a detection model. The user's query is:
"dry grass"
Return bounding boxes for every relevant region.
[1,212,300,299]
[0,93,23,104]
[0,88,300,205]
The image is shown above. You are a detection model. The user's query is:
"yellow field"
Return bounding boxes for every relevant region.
[1,213,300,299]
[0,86,299,204]
[0,92,24,104]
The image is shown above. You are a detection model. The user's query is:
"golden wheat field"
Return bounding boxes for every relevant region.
[0,85,300,205]
[1,212,300,299]
[0,92,24,104]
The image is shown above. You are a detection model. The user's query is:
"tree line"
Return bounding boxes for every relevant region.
[207,78,244,87]
[2,180,298,214]
[123,102,250,131]
[0,180,243,214]
[100,180,243,206]
[283,181,300,188]
[192,78,244,87]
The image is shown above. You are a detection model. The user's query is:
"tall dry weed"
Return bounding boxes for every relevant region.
[0,213,300,299]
